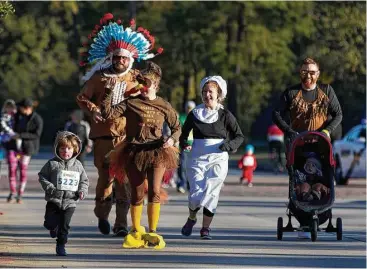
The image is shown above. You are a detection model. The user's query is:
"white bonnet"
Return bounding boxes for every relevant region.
[185,101,196,110]
[200,76,227,99]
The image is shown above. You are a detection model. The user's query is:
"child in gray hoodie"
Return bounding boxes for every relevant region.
[39,131,89,256]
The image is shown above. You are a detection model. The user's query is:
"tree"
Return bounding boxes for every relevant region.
[0,1,14,18]
[302,1,366,130]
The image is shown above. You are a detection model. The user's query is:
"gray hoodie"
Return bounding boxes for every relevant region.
[38,131,89,210]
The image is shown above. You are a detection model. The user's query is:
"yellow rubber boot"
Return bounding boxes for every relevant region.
[122,204,146,249]
[131,204,143,232]
[145,202,165,249]
[148,203,160,232]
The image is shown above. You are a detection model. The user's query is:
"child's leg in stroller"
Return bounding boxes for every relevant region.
[300,182,311,193]
[296,183,312,201]
[311,183,329,200]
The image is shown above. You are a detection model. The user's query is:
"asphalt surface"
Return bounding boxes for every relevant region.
[0,158,366,268]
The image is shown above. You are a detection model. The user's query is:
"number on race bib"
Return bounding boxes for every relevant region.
[56,170,80,192]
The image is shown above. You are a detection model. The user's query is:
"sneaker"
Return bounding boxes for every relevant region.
[301,192,313,202]
[200,227,212,240]
[50,226,58,238]
[169,178,177,188]
[98,218,111,235]
[247,182,253,188]
[6,193,14,203]
[113,227,129,237]
[311,190,321,200]
[181,218,197,236]
[297,231,311,239]
[177,186,186,194]
[16,197,23,204]
[56,244,67,256]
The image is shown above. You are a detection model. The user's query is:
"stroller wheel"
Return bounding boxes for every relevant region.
[277,217,283,240]
[336,218,343,241]
[311,219,318,242]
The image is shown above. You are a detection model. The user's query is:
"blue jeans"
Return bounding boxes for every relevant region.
[177,151,189,190]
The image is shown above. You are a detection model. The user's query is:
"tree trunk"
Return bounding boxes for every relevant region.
[226,16,236,116]
[128,1,136,22]
[228,3,245,118]
[182,69,190,113]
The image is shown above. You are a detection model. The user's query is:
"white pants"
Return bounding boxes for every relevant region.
[186,139,228,213]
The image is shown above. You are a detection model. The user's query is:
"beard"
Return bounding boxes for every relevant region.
[112,62,128,73]
[301,76,317,88]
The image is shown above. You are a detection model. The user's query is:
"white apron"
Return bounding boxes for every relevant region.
[186,138,229,213]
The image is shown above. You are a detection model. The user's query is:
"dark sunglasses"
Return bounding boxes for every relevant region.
[300,70,319,76]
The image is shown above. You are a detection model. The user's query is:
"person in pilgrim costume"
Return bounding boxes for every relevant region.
[179,76,244,239]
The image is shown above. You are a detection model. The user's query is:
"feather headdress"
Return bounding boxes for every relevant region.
[80,13,163,82]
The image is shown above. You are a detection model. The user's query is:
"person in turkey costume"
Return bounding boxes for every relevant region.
[76,13,163,237]
[101,61,181,249]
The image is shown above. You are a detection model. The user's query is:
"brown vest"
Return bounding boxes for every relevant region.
[289,87,329,132]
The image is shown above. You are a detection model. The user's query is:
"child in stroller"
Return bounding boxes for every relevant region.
[294,153,330,202]
[277,131,343,242]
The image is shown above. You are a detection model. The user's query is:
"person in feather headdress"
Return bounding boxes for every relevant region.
[76,13,163,238]
[101,61,181,249]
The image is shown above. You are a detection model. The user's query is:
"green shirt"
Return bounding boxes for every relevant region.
[179,113,193,146]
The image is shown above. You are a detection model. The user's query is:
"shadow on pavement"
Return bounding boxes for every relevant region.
[1,251,366,268]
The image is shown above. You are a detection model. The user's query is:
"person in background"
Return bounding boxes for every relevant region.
[0,99,17,195]
[0,99,17,144]
[267,123,285,173]
[176,100,196,194]
[238,144,257,187]
[6,98,43,204]
[64,109,93,166]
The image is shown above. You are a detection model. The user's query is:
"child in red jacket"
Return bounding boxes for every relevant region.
[238,145,257,187]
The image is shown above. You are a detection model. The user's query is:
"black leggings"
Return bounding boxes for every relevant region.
[43,202,75,245]
[190,207,214,217]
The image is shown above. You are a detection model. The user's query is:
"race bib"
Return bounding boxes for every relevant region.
[57,170,80,192]
[242,156,254,167]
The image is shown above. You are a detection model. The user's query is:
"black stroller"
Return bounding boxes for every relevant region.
[277,131,343,242]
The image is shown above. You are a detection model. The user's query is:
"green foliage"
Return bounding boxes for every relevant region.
[0,8,77,100]
[302,1,366,127]
[0,1,14,18]
[0,1,365,144]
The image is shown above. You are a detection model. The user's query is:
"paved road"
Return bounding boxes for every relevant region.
[0,159,366,268]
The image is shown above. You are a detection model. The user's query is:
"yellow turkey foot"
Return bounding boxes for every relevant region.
[142,232,166,249]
